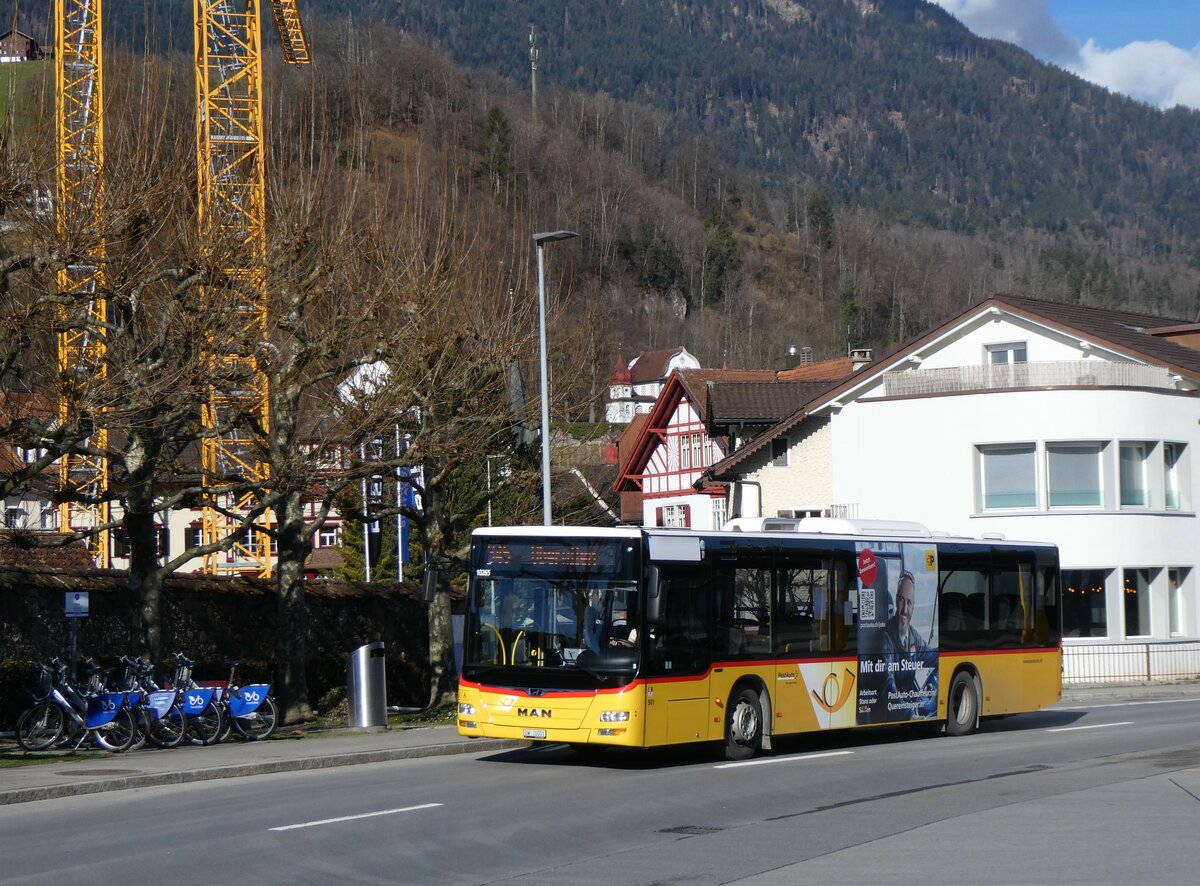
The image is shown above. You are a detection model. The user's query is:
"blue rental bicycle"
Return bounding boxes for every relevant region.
[15,659,137,753]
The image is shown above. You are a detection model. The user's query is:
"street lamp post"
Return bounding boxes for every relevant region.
[532,230,578,525]
[485,454,504,526]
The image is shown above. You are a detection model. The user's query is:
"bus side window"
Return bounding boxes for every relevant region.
[828,556,857,655]
[774,562,820,654]
[647,568,714,676]
[723,563,772,657]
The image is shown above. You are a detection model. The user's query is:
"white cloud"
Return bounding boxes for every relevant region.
[931,0,1200,110]
[933,0,1078,64]
[1076,40,1200,110]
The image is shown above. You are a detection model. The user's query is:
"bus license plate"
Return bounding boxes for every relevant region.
[523,728,546,739]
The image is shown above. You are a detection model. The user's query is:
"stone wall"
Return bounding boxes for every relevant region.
[0,567,435,729]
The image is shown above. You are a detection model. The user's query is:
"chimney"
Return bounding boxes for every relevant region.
[785,345,813,370]
[851,348,872,371]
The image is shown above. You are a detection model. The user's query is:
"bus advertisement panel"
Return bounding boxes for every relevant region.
[855,542,939,725]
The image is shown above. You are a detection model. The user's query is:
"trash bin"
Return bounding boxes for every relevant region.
[346,641,387,731]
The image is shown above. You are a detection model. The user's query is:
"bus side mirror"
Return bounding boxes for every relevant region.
[645,565,662,625]
[422,568,439,603]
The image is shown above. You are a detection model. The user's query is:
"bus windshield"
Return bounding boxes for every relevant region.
[463,535,642,687]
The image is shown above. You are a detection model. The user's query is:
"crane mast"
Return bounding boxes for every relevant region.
[195,0,309,576]
[56,0,109,567]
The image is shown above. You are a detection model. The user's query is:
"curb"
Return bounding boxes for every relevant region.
[0,737,525,806]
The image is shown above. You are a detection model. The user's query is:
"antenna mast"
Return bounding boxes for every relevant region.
[529,26,538,123]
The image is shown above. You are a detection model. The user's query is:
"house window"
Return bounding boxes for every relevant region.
[658,504,691,528]
[189,527,203,548]
[771,439,789,468]
[985,343,1029,386]
[978,444,1036,509]
[318,525,339,548]
[227,528,251,563]
[691,433,704,469]
[986,342,1027,364]
[1169,568,1187,637]
[1164,443,1184,510]
[1061,568,1109,638]
[17,446,45,465]
[1048,443,1103,507]
[4,506,23,529]
[679,434,691,470]
[111,529,130,558]
[1119,442,1149,507]
[39,507,56,530]
[1123,567,1154,637]
[711,497,727,530]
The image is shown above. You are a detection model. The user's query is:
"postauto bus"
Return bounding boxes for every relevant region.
[457,520,1061,759]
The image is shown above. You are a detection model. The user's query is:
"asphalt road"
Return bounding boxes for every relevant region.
[3,696,1200,885]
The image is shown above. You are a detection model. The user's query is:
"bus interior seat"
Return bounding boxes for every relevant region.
[963,594,986,630]
[943,592,967,632]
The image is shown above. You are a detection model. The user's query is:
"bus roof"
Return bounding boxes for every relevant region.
[475,522,1055,551]
[472,525,642,540]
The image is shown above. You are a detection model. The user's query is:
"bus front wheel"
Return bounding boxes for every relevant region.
[725,687,763,760]
[946,671,979,737]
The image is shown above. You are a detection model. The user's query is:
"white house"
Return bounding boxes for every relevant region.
[703,295,1200,662]
[606,347,701,424]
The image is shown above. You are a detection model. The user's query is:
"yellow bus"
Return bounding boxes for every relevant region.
[457,519,1061,759]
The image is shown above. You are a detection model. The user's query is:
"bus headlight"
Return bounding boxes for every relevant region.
[599,711,630,723]
[459,703,476,716]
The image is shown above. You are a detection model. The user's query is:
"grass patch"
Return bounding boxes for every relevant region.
[0,747,103,768]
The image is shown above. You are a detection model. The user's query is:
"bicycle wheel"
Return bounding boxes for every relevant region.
[232,696,278,741]
[217,703,233,744]
[186,700,225,746]
[127,709,148,752]
[94,708,137,752]
[146,703,188,749]
[15,702,65,752]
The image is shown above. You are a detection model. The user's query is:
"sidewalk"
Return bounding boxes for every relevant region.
[2,682,1197,806]
[0,724,523,806]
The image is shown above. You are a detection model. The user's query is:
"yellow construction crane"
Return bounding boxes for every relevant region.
[195,1,310,576]
[56,0,109,567]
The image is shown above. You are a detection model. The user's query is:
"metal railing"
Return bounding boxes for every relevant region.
[1063,640,1200,685]
[884,361,1175,397]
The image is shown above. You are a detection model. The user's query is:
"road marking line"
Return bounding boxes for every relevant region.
[1058,698,1200,711]
[1046,721,1134,733]
[715,750,854,769]
[269,803,443,832]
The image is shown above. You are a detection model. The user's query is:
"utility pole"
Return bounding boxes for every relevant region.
[530,26,539,124]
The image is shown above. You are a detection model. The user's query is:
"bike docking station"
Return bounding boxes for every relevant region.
[347,642,388,731]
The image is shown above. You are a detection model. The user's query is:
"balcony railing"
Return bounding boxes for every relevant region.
[883,361,1175,397]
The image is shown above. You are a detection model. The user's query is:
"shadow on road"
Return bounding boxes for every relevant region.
[473,706,1088,769]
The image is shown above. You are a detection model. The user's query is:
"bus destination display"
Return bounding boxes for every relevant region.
[482,540,621,571]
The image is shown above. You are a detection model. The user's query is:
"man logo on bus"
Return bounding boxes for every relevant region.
[812,668,856,714]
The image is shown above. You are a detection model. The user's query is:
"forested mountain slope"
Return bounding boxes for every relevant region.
[2,0,1197,417]
[313,0,1200,248]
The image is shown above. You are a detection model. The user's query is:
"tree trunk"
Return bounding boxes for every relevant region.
[426,582,457,710]
[276,488,313,724]
[125,433,163,660]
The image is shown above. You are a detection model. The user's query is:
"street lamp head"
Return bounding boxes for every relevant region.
[533,230,578,246]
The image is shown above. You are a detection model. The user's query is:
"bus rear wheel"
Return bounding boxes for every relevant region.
[725,687,763,760]
[946,671,979,737]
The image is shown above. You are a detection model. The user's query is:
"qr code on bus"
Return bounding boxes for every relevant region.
[860,588,876,622]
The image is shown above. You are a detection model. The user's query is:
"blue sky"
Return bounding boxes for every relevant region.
[931,0,1200,110]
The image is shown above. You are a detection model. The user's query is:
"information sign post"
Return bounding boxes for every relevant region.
[65,592,89,680]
